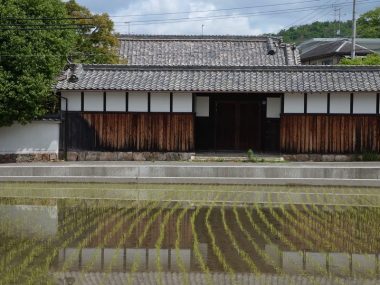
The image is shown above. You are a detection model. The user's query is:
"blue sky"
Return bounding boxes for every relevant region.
[73,0,380,35]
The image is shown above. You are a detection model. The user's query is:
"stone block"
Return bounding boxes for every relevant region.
[283,155,296,161]
[67,152,78,161]
[334,155,351,162]
[16,154,34,163]
[322,155,335,162]
[133,152,147,161]
[85,151,99,161]
[309,154,322,162]
[98,152,118,161]
[41,153,50,161]
[78,152,86,161]
[117,152,133,161]
[49,153,58,161]
[295,154,309,162]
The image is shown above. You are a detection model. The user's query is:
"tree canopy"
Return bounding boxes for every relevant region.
[0,0,76,126]
[65,0,120,64]
[357,7,380,38]
[340,54,380,65]
[0,0,121,127]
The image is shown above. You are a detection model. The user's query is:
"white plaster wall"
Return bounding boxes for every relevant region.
[150,92,170,112]
[129,92,148,112]
[61,91,81,111]
[195,96,209,117]
[330,93,351,114]
[284,93,304,113]
[84,91,103,111]
[307,93,328,113]
[0,121,60,154]
[106,91,126,112]
[266,97,281,118]
[353,93,377,114]
[173,93,193,112]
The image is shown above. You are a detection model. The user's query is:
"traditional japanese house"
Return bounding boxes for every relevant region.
[55,35,380,155]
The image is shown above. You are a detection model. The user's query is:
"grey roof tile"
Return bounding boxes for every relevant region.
[118,35,300,66]
[56,64,380,93]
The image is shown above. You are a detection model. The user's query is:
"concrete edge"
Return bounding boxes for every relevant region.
[1,176,380,187]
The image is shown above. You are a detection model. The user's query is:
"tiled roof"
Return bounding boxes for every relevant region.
[118,35,300,66]
[300,39,373,61]
[56,64,380,93]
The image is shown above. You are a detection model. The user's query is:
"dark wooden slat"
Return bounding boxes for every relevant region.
[66,112,195,152]
[280,114,380,154]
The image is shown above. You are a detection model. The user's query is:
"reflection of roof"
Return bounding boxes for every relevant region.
[118,34,300,66]
[299,39,373,61]
[53,272,380,285]
[56,64,380,93]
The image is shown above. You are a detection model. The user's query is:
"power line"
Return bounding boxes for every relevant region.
[112,0,379,26]
[109,0,323,18]
[0,17,93,21]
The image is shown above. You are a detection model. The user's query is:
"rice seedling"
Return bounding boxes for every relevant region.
[155,203,181,285]
[220,203,259,274]
[205,204,236,285]
[174,206,191,285]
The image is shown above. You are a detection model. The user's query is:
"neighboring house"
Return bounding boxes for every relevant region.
[298,38,377,65]
[55,35,380,155]
[298,39,374,65]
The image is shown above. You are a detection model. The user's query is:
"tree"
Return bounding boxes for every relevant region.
[340,53,380,65]
[0,0,76,126]
[357,7,380,38]
[65,0,120,64]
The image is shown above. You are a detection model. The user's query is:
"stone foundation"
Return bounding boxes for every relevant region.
[66,151,194,162]
[283,154,361,162]
[0,153,58,163]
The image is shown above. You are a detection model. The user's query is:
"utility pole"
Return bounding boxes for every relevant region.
[201,24,204,36]
[351,0,357,58]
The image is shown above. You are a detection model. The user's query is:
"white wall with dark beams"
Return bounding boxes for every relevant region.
[61,91,194,113]
[283,92,380,115]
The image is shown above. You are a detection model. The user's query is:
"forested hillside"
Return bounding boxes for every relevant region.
[274,21,352,44]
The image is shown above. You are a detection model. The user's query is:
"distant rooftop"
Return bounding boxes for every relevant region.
[298,38,380,57]
[118,34,301,67]
[299,39,373,61]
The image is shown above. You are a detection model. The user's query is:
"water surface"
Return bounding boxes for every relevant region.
[0,183,379,285]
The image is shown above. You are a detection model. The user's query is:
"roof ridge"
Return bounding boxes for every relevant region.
[81,64,380,72]
[118,34,282,42]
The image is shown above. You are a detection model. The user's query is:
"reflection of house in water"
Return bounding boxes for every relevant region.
[1,198,380,284]
[0,202,58,238]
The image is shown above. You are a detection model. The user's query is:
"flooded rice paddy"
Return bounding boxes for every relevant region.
[0,183,380,285]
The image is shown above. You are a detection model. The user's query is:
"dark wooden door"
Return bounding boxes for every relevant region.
[239,102,261,150]
[215,101,262,150]
[215,102,236,149]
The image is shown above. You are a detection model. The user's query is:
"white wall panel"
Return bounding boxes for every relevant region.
[330,93,351,114]
[284,93,304,113]
[106,91,126,112]
[84,92,103,111]
[129,92,148,112]
[307,93,327,113]
[353,93,377,114]
[173,93,193,112]
[266,97,281,118]
[61,91,81,111]
[195,96,209,117]
[0,121,60,154]
[151,92,170,112]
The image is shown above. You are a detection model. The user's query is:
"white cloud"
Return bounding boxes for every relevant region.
[111,0,269,35]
